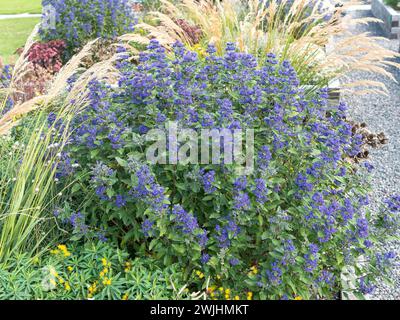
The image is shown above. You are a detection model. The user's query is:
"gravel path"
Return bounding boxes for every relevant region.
[340,7,400,300]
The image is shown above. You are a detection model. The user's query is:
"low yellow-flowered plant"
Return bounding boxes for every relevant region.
[88,281,98,298]
[225,288,231,300]
[101,257,111,267]
[50,245,71,258]
[102,277,112,286]
[124,261,132,272]
[122,293,129,300]
[58,245,71,257]
[49,279,57,287]
[249,265,258,275]
[195,270,204,279]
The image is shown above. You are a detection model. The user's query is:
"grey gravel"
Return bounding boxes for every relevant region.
[339,8,400,300]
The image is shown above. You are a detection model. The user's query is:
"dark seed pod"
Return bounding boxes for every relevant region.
[377,132,386,140]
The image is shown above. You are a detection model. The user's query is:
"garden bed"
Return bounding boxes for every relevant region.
[1,0,400,301]
[371,0,400,39]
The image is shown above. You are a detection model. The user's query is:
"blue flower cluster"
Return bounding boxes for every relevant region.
[0,64,13,115]
[377,195,400,234]
[39,0,135,58]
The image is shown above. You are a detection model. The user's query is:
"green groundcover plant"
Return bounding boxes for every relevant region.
[25,41,397,300]
[0,241,188,300]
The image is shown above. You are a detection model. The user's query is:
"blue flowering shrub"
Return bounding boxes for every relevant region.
[0,64,13,115]
[45,41,395,300]
[39,0,135,59]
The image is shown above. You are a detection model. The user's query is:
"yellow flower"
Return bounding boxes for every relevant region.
[58,277,64,284]
[101,257,111,267]
[247,292,253,300]
[195,270,204,279]
[250,265,258,275]
[219,287,224,292]
[50,269,59,277]
[122,293,129,300]
[124,261,132,272]
[57,244,67,251]
[225,294,230,300]
[102,277,112,286]
[294,296,303,300]
[100,266,110,278]
[67,266,73,272]
[65,282,71,291]
[191,44,207,58]
[88,282,97,294]
[57,244,71,257]
[50,279,57,287]
[50,249,60,255]
[234,295,240,300]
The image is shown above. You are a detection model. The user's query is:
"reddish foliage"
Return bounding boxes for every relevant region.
[132,3,144,12]
[10,40,66,104]
[27,40,66,74]
[174,19,203,45]
[12,64,53,103]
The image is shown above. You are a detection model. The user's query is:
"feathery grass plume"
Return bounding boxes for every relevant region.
[7,23,41,104]
[0,41,122,265]
[123,0,399,94]
[0,106,71,265]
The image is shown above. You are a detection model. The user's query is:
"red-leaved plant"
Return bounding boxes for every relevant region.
[11,40,66,103]
[27,40,66,74]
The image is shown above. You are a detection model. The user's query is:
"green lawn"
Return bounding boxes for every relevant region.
[0,0,42,14]
[0,18,40,64]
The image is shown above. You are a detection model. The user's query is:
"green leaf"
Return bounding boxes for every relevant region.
[115,157,128,167]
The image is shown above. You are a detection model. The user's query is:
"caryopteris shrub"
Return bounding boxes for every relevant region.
[44,41,394,300]
[39,0,135,59]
